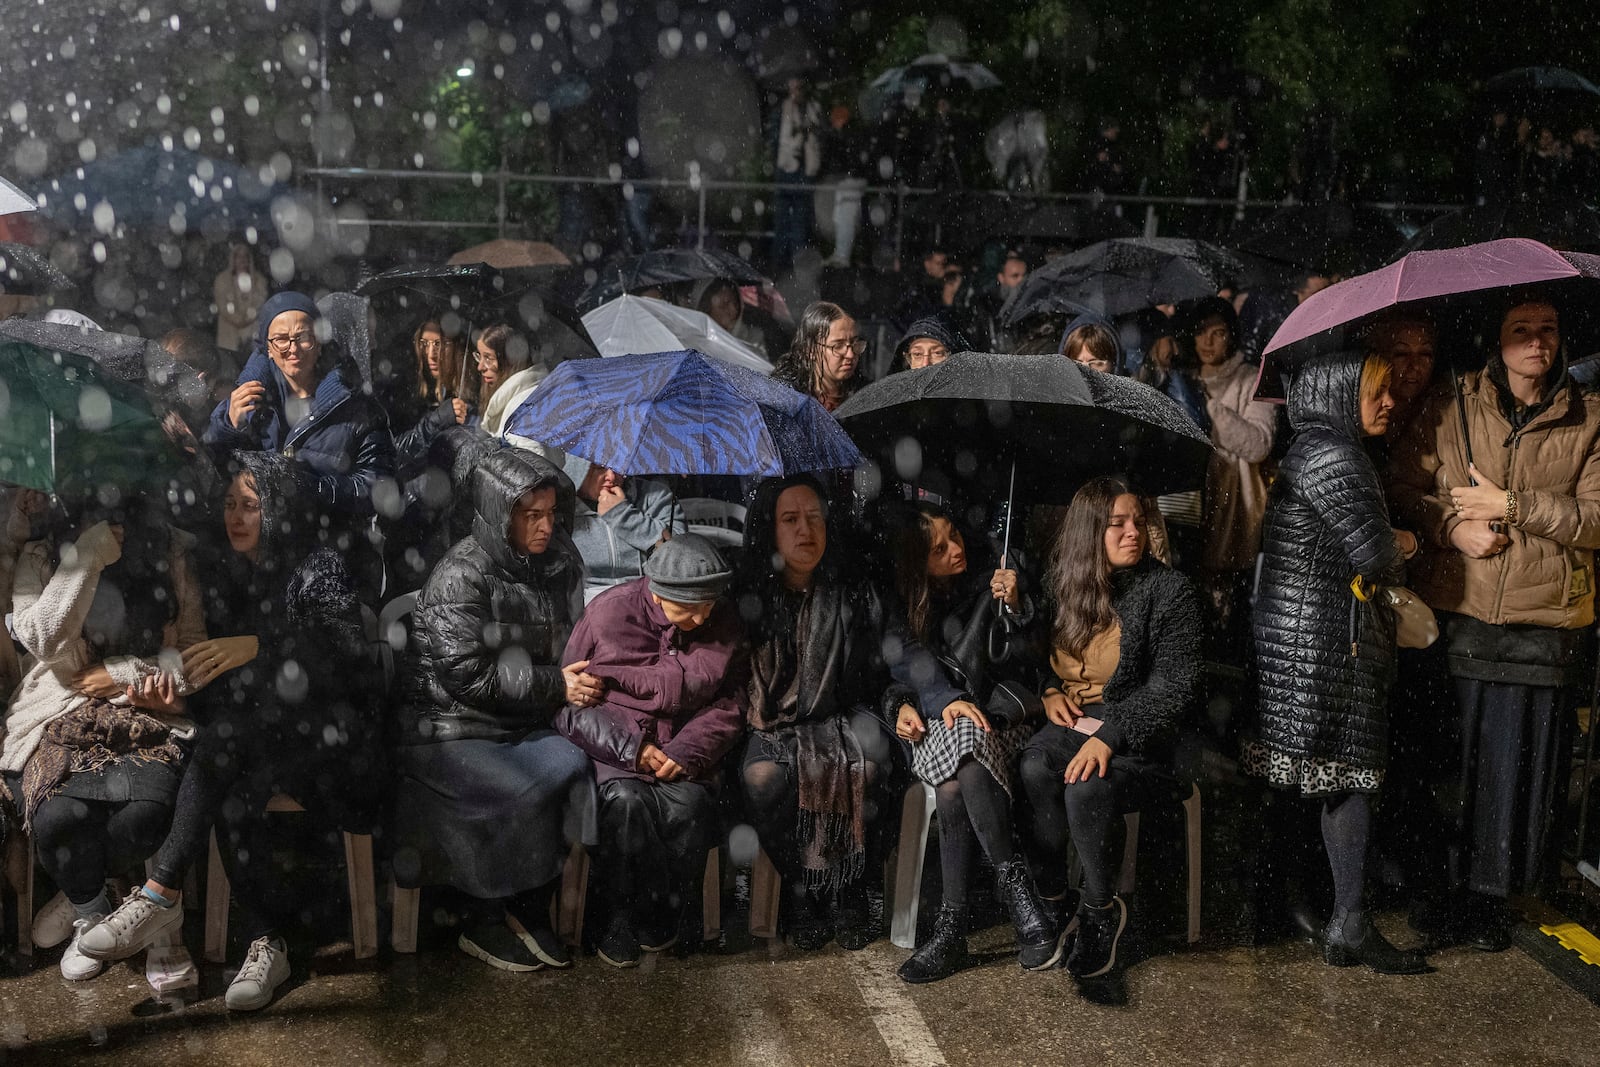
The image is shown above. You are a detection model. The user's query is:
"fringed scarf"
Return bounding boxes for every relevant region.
[747,582,866,890]
[13,700,184,831]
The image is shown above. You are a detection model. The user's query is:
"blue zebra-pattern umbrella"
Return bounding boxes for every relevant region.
[504,349,861,477]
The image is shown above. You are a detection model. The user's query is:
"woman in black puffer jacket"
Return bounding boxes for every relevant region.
[394,446,596,974]
[1244,351,1426,974]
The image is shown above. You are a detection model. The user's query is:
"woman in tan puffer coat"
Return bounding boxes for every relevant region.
[1388,292,1600,949]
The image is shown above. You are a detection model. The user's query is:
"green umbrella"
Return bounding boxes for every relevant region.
[0,338,184,498]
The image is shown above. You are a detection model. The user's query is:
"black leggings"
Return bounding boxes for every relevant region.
[32,795,172,908]
[933,759,1017,909]
[1322,792,1373,914]
[1018,724,1171,908]
[597,777,717,918]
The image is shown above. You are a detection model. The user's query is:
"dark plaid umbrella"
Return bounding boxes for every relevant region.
[834,351,1212,504]
[999,238,1242,326]
[574,249,770,314]
[0,242,74,296]
[505,349,859,477]
[1400,196,1600,255]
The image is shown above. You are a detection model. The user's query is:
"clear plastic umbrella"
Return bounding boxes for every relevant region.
[0,176,34,217]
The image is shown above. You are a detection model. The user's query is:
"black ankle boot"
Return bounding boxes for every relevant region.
[1322,908,1430,974]
[995,859,1067,971]
[896,905,970,984]
[833,881,875,951]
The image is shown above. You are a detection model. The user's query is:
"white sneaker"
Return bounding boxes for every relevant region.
[32,891,77,950]
[225,936,290,1011]
[60,919,106,982]
[78,889,184,961]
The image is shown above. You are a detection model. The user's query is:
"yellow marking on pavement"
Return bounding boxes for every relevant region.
[1537,921,1600,968]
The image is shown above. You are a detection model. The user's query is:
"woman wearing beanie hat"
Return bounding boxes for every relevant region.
[557,535,745,967]
[202,292,395,588]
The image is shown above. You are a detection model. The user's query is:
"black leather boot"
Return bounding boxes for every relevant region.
[996,859,1068,971]
[896,905,970,984]
[1322,908,1430,974]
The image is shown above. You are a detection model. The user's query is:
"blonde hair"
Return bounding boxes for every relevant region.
[1360,353,1392,404]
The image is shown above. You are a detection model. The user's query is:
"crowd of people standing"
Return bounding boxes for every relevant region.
[0,238,1594,1020]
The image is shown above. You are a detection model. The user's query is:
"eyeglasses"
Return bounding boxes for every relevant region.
[473,352,499,369]
[267,331,317,353]
[823,337,867,357]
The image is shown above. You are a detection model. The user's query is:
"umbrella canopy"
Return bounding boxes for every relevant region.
[448,239,571,269]
[0,338,185,497]
[1234,202,1407,281]
[575,249,770,314]
[835,351,1212,501]
[505,349,859,478]
[0,319,201,401]
[0,176,35,217]
[1482,67,1600,129]
[860,54,1002,124]
[37,144,278,231]
[315,292,373,384]
[1399,196,1600,255]
[1255,238,1600,398]
[1000,238,1242,326]
[0,243,74,297]
[581,295,773,373]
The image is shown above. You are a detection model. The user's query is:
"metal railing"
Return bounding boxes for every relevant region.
[302,165,1467,261]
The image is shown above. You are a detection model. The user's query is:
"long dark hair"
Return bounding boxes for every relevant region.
[413,318,462,403]
[473,323,533,405]
[1047,475,1142,657]
[774,301,857,401]
[737,475,839,631]
[886,499,968,641]
[1174,296,1238,372]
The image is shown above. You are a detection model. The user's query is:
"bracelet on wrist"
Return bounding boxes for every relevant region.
[1504,490,1519,527]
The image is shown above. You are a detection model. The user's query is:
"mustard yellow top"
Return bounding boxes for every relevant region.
[1049,622,1122,706]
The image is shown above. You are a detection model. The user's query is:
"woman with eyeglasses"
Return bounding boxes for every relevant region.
[773,301,866,413]
[203,292,395,587]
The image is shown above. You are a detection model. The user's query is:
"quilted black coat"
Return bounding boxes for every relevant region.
[398,447,584,745]
[1252,353,1403,771]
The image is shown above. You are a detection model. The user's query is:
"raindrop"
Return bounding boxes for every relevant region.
[183,127,201,150]
[156,93,171,115]
[210,106,225,126]
[12,137,49,177]
[91,200,116,234]
[78,386,113,431]
[268,247,294,283]
[276,660,309,704]
[370,0,401,16]
[8,102,26,125]
[77,138,96,163]
[894,436,924,480]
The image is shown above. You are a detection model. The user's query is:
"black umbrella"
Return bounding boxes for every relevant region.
[1484,66,1600,124]
[356,262,595,404]
[316,291,373,384]
[999,238,1242,327]
[835,352,1213,522]
[1400,196,1600,255]
[0,319,205,414]
[0,243,74,296]
[1233,202,1406,282]
[574,248,770,314]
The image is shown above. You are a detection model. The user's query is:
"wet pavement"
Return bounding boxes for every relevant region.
[2,911,1595,1067]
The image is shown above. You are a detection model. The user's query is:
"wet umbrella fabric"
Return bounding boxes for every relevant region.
[0,319,206,414]
[999,238,1242,326]
[859,54,1002,124]
[581,295,773,373]
[315,292,373,384]
[0,338,184,496]
[834,351,1213,501]
[1400,197,1600,255]
[447,239,571,269]
[0,176,34,217]
[1255,238,1600,398]
[1234,202,1406,281]
[504,349,859,478]
[574,249,770,315]
[36,144,277,231]
[0,243,74,296]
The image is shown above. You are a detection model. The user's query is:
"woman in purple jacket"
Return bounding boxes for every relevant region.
[557,534,745,968]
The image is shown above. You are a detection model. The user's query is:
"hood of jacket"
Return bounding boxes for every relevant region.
[1058,307,1124,368]
[469,446,577,577]
[1287,351,1366,441]
[228,450,315,571]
